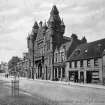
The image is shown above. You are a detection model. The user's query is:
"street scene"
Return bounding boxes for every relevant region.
[0,0,105,105]
[1,75,105,105]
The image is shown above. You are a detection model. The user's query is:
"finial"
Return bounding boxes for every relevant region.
[33,21,39,29]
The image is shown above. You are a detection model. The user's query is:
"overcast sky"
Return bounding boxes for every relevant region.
[0,0,105,62]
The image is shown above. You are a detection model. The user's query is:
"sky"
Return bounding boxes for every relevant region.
[0,0,105,62]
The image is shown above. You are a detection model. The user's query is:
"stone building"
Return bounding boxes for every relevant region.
[27,5,86,80]
[0,62,8,73]
[66,38,105,84]
[16,52,30,77]
[102,50,105,84]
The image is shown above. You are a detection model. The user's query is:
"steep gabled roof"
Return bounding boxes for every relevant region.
[63,36,71,43]
[69,38,105,61]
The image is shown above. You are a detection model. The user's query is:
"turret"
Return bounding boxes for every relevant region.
[71,33,78,40]
[39,21,42,28]
[32,21,39,34]
[61,19,65,34]
[42,21,48,34]
[47,5,61,29]
[27,34,30,48]
[81,36,87,43]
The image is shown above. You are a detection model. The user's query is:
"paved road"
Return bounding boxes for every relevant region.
[0,80,57,105]
[1,77,105,105]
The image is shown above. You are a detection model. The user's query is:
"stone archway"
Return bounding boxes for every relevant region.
[45,66,48,80]
[38,63,42,78]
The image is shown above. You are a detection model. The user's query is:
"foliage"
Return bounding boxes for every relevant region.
[8,56,21,74]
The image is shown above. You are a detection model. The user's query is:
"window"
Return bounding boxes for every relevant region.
[74,49,80,56]
[94,58,98,67]
[55,53,57,62]
[87,59,91,67]
[74,61,77,68]
[62,68,65,78]
[37,41,43,48]
[69,62,72,68]
[80,60,83,67]
[49,57,51,65]
[47,41,50,51]
[61,52,65,62]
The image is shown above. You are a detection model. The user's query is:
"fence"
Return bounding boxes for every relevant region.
[11,79,19,96]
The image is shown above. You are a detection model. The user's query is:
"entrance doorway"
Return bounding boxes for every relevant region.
[38,63,42,78]
[55,68,58,81]
[46,66,47,80]
[69,71,78,82]
[86,71,92,83]
[74,71,78,82]
[80,71,84,83]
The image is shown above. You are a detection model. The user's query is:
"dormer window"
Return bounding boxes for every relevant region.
[85,49,88,53]
[74,49,80,56]
[98,43,102,47]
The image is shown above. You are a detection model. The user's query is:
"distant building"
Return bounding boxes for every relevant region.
[27,5,86,80]
[0,62,8,73]
[16,52,30,77]
[66,38,105,84]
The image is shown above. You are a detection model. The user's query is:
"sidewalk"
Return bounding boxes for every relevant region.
[1,76,105,90]
[30,78,105,90]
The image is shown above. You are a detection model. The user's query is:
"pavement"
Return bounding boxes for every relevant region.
[1,76,105,105]
[0,76,58,105]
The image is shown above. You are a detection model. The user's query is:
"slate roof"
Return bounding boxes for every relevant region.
[69,38,105,61]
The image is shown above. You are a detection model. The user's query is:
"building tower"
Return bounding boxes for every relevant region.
[47,5,65,80]
[27,21,39,78]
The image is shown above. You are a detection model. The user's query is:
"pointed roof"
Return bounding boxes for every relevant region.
[48,5,61,26]
[61,19,65,26]
[43,21,47,27]
[43,20,47,29]
[81,36,87,43]
[33,21,39,29]
[50,5,59,15]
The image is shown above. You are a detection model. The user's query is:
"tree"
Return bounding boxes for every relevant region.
[8,56,21,75]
